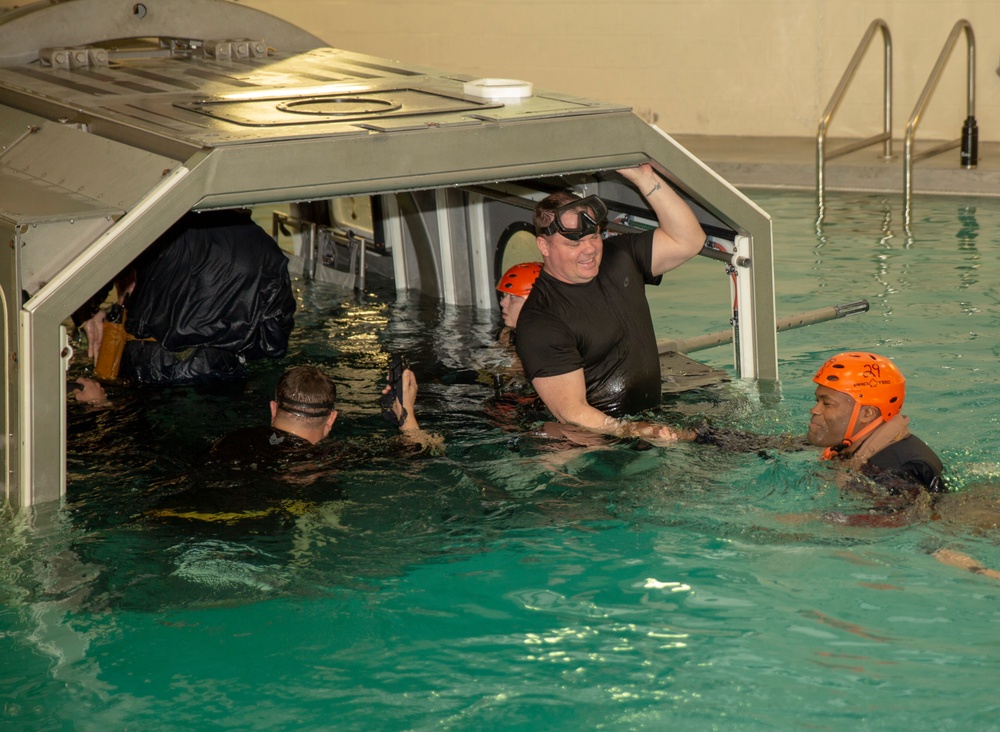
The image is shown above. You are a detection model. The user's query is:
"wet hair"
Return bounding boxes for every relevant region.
[533,191,584,235]
[274,366,337,420]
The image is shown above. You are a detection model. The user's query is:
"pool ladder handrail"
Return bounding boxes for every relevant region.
[903,19,977,230]
[816,19,893,211]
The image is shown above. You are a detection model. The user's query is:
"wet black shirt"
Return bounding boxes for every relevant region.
[515,232,662,417]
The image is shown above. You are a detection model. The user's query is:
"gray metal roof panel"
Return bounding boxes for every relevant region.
[0,46,629,155]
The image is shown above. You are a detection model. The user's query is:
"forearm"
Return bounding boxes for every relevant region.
[548,402,691,444]
[644,179,703,248]
[532,370,688,443]
[618,164,705,273]
[614,419,695,443]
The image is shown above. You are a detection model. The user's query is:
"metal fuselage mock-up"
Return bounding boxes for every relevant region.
[0,0,776,508]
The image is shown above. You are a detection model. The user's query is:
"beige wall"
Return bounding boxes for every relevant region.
[240,0,1000,143]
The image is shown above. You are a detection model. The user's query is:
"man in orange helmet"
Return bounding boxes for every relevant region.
[807,351,944,493]
[805,352,1000,580]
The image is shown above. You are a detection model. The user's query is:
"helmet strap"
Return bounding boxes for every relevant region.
[839,401,884,451]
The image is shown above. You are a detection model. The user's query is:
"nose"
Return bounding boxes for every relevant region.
[809,403,822,416]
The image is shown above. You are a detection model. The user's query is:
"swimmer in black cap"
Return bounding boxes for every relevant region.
[210,362,435,465]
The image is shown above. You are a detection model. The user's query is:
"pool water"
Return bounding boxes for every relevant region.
[3,190,1000,730]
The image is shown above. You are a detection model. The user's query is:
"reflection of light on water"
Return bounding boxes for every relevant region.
[170,540,286,592]
[642,578,691,592]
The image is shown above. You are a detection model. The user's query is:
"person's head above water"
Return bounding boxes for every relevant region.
[496,261,542,329]
[270,365,339,444]
[532,193,609,285]
[808,351,906,453]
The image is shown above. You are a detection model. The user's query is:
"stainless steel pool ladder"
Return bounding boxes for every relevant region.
[903,20,977,230]
[818,19,978,230]
[816,19,893,213]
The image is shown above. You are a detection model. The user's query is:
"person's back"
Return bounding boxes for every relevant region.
[124,209,295,384]
[209,424,334,469]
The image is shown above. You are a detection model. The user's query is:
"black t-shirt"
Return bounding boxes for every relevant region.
[514,232,662,417]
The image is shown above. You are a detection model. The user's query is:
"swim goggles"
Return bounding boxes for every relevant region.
[277,397,336,418]
[537,195,608,241]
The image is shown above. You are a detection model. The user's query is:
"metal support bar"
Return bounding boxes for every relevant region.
[383,195,408,294]
[433,189,458,304]
[657,299,869,355]
[465,192,493,311]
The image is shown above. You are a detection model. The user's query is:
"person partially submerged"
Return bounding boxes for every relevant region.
[210,361,439,467]
[801,351,1000,580]
[496,261,542,342]
[806,351,944,522]
[146,360,441,526]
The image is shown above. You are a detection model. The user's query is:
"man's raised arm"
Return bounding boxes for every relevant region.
[617,163,705,276]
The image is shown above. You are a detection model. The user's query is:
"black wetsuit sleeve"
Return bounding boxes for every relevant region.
[867,435,945,493]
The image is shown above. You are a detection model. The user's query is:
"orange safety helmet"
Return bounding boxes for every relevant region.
[496,261,542,299]
[813,351,906,448]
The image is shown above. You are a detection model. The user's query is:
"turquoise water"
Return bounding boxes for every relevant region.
[3,190,1000,730]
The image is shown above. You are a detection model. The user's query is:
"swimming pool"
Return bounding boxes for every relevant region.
[3,190,1000,730]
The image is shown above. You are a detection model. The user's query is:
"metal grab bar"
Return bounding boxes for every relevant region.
[657,300,870,356]
[903,19,977,231]
[817,19,892,210]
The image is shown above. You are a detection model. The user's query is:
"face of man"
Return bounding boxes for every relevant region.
[536,228,603,285]
[807,384,858,447]
[499,292,526,329]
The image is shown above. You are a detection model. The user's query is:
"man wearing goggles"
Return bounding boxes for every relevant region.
[515,164,705,443]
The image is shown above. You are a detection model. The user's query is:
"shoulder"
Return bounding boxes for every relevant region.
[606,230,654,256]
[209,425,301,463]
[869,434,945,492]
[601,232,656,277]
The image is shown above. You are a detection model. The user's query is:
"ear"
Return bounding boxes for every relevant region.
[269,400,278,421]
[859,404,882,424]
[322,409,338,436]
[536,235,551,258]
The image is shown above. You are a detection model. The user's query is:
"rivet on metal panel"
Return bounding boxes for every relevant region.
[161,169,171,176]
[133,4,147,19]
